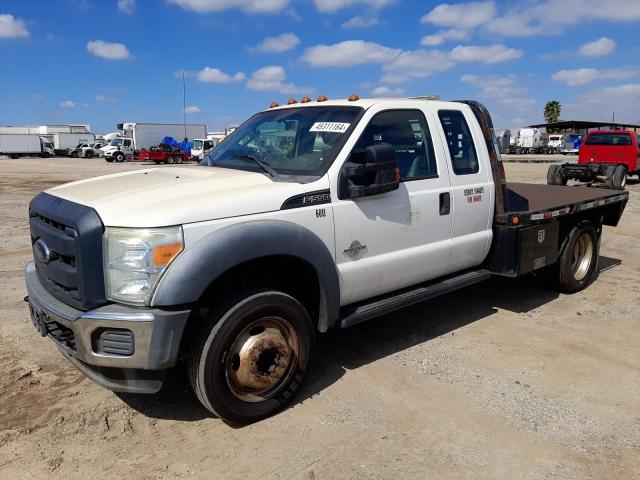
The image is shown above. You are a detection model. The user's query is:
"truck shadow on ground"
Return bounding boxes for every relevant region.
[118,257,621,423]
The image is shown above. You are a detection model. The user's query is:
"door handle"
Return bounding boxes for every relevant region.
[439,192,450,215]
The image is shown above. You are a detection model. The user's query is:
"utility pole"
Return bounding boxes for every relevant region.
[183,72,187,142]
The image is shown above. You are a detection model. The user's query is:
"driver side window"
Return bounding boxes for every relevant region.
[353,110,437,181]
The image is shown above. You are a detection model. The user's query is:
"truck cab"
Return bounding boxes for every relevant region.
[25,97,628,425]
[101,137,134,162]
[191,138,217,160]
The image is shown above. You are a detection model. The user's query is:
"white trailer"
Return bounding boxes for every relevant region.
[47,132,96,155]
[0,134,54,158]
[118,123,207,150]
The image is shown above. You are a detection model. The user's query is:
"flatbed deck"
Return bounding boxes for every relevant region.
[497,183,629,225]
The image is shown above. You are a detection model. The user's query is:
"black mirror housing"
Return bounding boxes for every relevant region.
[345,143,400,198]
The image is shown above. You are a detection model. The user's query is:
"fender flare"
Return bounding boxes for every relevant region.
[152,220,340,331]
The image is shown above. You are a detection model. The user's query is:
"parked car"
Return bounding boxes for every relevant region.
[548,130,640,189]
[70,141,106,158]
[25,97,629,425]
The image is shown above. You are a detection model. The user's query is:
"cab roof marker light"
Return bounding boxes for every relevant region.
[348,94,360,101]
[316,95,328,102]
[269,101,279,108]
[287,98,298,105]
[301,96,312,103]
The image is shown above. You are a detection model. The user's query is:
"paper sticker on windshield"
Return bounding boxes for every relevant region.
[310,122,350,133]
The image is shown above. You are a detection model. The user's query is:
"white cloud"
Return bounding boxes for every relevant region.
[552,67,638,86]
[196,67,245,83]
[450,44,523,64]
[314,0,394,13]
[381,49,455,83]
[421,1,495,29]
[565,83,640,122]
[167,0,290,13]
[185,106,201,113]
[59,100,76,108]
[0,14,29,38]
[370,86,405,97]
[302,40,401,67]
[421,28,467,46]
[95,94,117,102]
[87,40,131,60]
[341,15,379,29]
[251,33,300,53]
[461,74,536,113]
[487,0,640,37]
[579,37,616,57]
[245,65,313,94]
[117,0,136,14]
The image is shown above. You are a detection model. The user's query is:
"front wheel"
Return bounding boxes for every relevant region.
[188,289,315,425]
[114,152,125,162]
[555,223,599,293]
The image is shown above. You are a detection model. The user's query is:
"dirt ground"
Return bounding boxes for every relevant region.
[0,157,638,480]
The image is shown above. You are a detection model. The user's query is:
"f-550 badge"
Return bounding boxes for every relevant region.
[344,240,367,258]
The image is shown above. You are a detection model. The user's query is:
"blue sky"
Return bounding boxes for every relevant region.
[1,0,639,133]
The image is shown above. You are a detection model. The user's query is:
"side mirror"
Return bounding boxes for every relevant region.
[345,143,400,198]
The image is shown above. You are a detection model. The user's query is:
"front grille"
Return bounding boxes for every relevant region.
[46,320,77,351]
[29,192,107,311]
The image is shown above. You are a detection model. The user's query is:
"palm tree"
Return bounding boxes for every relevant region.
[544,100,562,124]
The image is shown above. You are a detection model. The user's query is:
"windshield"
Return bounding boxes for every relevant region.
[111,138,123,146]
[193,140,203,149]
[200,106,362,180]
[586,133,632,146]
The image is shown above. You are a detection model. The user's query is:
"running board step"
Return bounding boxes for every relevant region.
[338,269,492,328]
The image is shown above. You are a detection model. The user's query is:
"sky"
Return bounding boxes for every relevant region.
[0,0,639,133]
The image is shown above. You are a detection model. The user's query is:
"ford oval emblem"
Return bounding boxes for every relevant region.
[34,239,52,264]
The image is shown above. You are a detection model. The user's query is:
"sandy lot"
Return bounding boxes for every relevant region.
[0,157,638,479]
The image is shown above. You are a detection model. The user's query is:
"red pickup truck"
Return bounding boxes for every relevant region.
[136,149,192,164]
[548,130,640,189]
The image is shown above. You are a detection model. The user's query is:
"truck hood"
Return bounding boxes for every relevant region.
[46,166,312,227]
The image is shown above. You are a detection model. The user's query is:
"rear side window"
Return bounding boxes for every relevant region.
[438,110,479,175]
[585,133,632,146]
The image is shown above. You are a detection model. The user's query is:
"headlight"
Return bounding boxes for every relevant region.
[103,226,183,305]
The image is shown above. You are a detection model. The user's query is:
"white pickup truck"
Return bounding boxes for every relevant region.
[25,97,628,425]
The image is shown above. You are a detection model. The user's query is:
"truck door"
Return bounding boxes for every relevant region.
[435,108,494,271]
[332,107,453,306]
[122,138,133,154]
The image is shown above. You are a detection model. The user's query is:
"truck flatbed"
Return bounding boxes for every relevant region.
[498,182,629,226]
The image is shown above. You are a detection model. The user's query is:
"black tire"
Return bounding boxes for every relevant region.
[114,152,125,162]
[40,152,50,158]
[547,164,566,185]
[166,156,175,164]
[175,156,183,164]
[105,157,114,163]
[611,165,627,190]
[188,289,315,425]
[555,223,599,293]
[85,150,93,159]
[9,154,20,159]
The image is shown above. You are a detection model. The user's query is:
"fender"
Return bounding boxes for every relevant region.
[151,220,340,331]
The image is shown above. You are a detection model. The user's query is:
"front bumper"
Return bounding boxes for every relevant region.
[25,263,190,393]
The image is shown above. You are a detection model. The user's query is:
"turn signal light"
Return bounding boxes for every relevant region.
[152,242,183,268]
[511,215,520,225]
[317,95,328,102]
[395,166,401,182]
[301,96,312,103]
[287,98,298,105]
[348,94,360,101]
[269,101,279,108]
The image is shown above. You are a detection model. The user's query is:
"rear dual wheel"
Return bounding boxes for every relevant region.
[555,223,599,293]
[189,289,314,425]
[547,164,567,186]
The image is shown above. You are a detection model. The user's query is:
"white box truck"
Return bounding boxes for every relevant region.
[0,134,54,158]
[102,123,207,161]
[46,132,95,155]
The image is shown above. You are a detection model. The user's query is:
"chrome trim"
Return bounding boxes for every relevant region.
[81,311,154,322]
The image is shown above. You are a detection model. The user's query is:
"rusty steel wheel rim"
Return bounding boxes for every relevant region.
[571,232,593,281]
[225,316,299,402]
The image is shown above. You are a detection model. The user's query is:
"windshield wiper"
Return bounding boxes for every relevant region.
[232,154,277,177]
